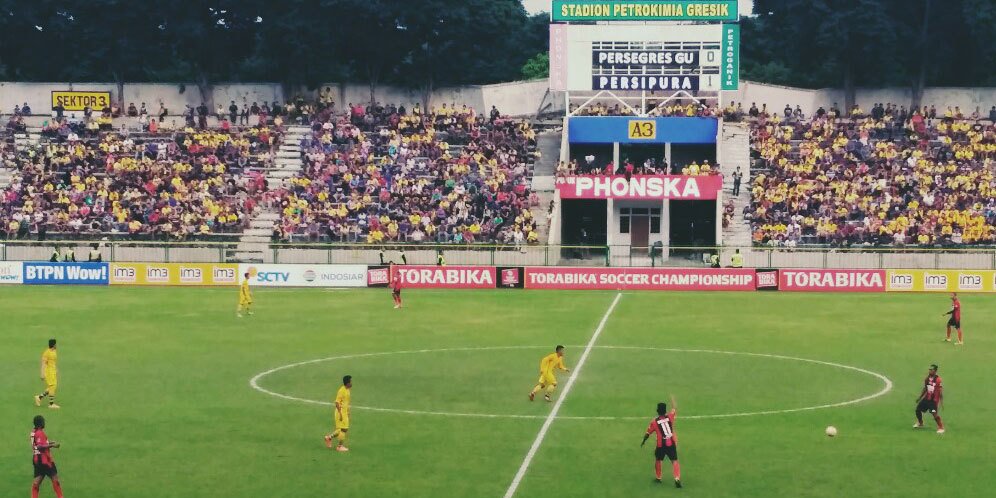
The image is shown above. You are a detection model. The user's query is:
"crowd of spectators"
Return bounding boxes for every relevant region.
[570,100,719,118]
[1,122,279,240]
[556,156,719,177]
[269,102,541,245]
[747,102,996,247]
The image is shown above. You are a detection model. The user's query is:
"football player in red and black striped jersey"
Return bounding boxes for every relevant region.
[31,415,64,498]
[914,364,944,434]
[641,395,681,488]
[943,293,963,345]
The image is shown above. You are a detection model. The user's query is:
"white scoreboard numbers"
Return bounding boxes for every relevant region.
[549,24,733,92]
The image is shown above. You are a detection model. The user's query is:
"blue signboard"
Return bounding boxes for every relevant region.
[23,262,109,285]
[568,116,718,144]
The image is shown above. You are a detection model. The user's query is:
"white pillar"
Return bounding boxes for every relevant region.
[715,190,724,247]
[613,142,620,172]
[665,142,672,173]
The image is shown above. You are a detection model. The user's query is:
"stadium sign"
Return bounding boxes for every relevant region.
[552,1,739,21]
[779,269,885,292]
[110,263,238,286]
[549,24,737,92]
[395,266,497,289]
[886,269,996,293]
[524,267,755,291]
[238,264,367,288]
[23,262,109,285]
[0,261,23,284]
[51,90,111,111]
[556,175,723,200]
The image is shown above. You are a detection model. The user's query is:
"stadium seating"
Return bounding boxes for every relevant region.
[0,122,280,240]
[747,107,996,247]
[270,104,541,244]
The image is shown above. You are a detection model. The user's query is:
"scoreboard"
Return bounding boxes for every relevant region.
[549,23,739,92]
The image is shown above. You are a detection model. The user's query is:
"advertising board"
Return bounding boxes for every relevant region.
[110,263,238,286]
[779,269,886,292]
[237,264,368,287]
[524,267,754,290]
[23,262,109,285]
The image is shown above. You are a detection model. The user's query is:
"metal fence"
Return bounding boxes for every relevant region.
[4,240,996,269]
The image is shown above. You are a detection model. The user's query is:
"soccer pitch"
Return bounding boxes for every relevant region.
[2,287,994,497]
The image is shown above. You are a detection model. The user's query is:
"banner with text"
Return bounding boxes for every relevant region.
[238,264,368,287]
[552,1,739,21]
[394,265,497,289]
[23,262,109,285]
[886,269,996,293]
[556,175,722,200]
[779,269,886,292]
[524,267,755,291]
[0,261,23,284]
[110,263,238,286]
[51,90,111,111]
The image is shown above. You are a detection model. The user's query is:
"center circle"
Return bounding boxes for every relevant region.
[249,346,893,420]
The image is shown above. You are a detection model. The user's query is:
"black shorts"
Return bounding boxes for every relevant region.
[33,461,57,478]
[947,317,960,328]
[917,399,938,414]
[392,289,401,297]
[655,443,678,461]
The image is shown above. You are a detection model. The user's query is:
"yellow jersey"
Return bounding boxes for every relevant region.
[239,280,251,300]
[335,385,351,410]
[540,352,566,375]
[42,348,58,375]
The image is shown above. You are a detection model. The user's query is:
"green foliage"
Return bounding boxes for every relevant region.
[0,0,548,90]
[742,0,995,88]
[521,52,549,80]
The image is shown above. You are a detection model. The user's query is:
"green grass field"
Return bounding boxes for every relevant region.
[2,286,994,497]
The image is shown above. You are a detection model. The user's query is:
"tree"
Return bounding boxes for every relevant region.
[521,53,548,80]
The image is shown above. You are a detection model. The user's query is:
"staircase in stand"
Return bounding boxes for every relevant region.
[529,130,563,243]
[719,121,752,249]
[226,125,309,263]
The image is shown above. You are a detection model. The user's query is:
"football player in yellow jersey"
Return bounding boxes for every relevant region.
[237,272,253,318]
[35,339,60,409]
[324,375,352,452]
[529,345,570,402]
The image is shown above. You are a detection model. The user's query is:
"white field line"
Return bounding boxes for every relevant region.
[502,292,623,498]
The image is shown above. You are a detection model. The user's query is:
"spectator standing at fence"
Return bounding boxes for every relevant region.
[437,250,446,266]
[731,249,743,268]
[62,248,75,263]
[732,166,743,196]
[710,253,720,268]
[88,244,102,262]
[49,247,60,263]
[399,249,407,265]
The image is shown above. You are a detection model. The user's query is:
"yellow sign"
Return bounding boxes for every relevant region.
[628,120,656,140]
[110,263,238,286]
[51,91,112,111]
[886,269,995,293]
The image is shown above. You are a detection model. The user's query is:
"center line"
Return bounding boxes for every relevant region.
[502,292,623,498]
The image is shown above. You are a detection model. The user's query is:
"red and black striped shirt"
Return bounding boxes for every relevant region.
[646,411,677,448]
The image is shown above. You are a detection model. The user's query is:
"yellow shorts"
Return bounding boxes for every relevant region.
[335,411,350,430]
[537,373,556,386]
[239,298,252,306]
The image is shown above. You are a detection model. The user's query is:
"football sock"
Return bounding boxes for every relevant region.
[52,479,63,498]
[338,432,347,447]
[49,396,56,406]
[915,411,923,424]
[31,482,40,498]
[39,391,48,399]
[654,461,662,479]
[946,327,951,339]
[330,429,340,438]
[933,414,943,430]
[957,329,962,342]
[531,385,543,394]
[672,461,680,480]
[545,384,556,394]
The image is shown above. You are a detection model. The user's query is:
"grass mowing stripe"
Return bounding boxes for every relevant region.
[502,292,623,498]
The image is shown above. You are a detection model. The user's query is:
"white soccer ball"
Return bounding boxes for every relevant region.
[825,425,837,437]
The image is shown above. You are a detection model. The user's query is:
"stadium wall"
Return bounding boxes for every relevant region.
[731,81,996,117]
[0,80,560,118]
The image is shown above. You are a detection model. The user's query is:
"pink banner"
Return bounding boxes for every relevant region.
[549,25,568,92]
[778,269,886,292]
[524,267,755,291]
[395,265,496,289]
[555,175,723,200]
